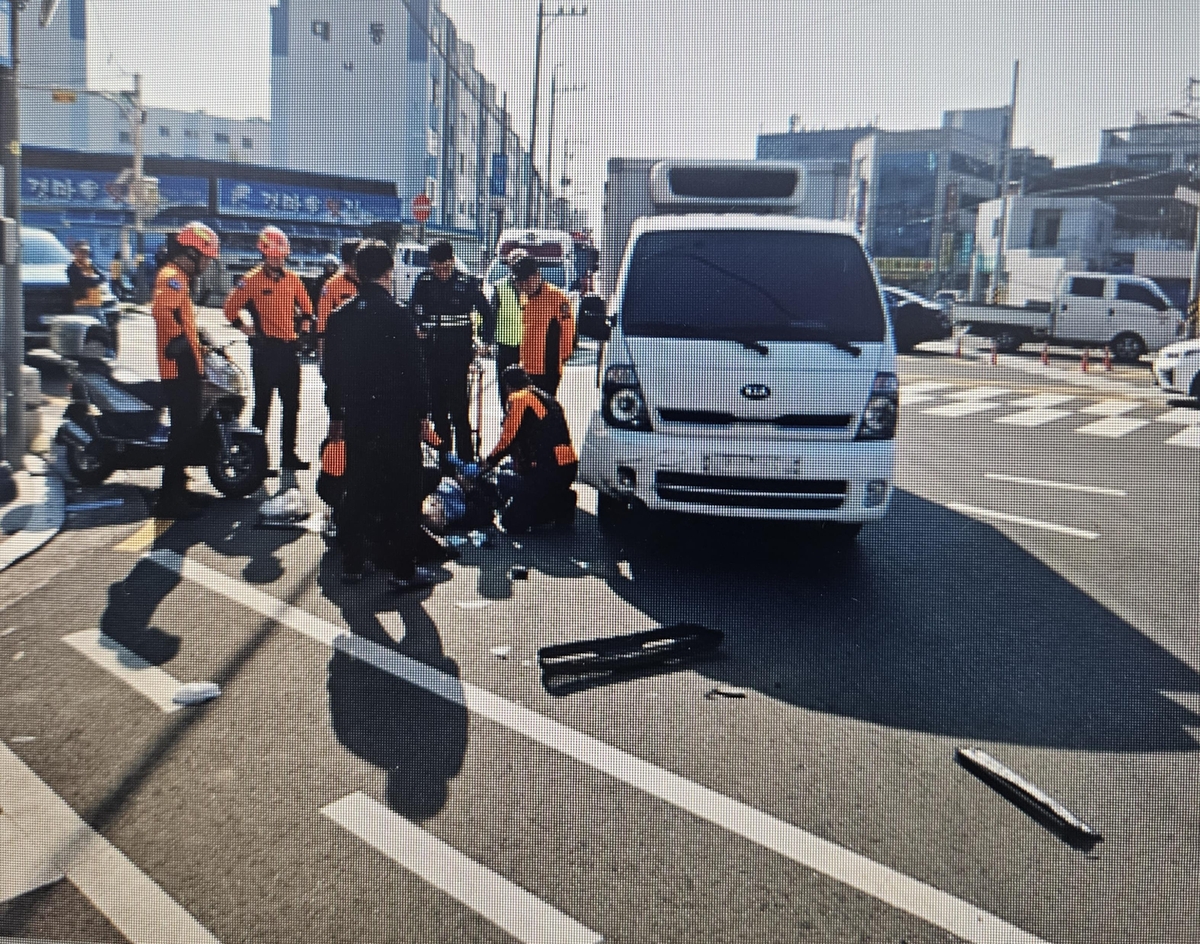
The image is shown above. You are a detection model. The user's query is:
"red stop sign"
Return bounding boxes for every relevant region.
[412,194,432,223]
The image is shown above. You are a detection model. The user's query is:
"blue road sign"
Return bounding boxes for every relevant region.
[490,153,508,198]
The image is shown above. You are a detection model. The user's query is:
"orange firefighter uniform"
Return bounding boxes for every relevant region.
[518,283,574,397]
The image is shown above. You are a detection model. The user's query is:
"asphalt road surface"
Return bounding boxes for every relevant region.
[2,325,1198,943]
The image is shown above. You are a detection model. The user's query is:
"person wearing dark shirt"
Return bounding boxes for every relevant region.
[323,241,438,590]
[408,240,492,464]
[66,240,106,312]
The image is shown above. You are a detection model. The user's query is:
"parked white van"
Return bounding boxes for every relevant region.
[576,161,897,540]
[392,243,430,303]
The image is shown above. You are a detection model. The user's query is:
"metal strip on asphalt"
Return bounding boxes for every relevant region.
[146,549,1054,944]
[984,473,1126,497]
[61,630,183,713]
[322,792,603,944]
[0,742,221,943]
[944,502,1099,540]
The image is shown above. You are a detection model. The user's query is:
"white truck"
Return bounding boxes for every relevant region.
[953,272,1185,361]
[576,160,898,540]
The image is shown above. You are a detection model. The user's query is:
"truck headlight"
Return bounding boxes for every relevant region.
[856,372,899,440]
[602,365,652,431]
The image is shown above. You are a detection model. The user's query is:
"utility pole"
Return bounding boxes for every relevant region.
[544,67,556,226]
[991,60,1019,304]
[1,0,26,467]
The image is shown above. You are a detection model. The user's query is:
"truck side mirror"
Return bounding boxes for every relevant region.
[577,296,610,342]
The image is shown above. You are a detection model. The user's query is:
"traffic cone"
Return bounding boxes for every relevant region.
[990,339,998,366]
[1103,346,1113,371]
[1080,349,1090,372]
[1040,342,1049,366]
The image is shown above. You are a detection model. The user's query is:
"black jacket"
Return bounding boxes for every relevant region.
[409,269,492,360]
[323,283,429,427]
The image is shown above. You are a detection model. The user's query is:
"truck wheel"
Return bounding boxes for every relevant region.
[1110,333,1146,363]
[992,329,1022,353]
[207,430,268,498]
[65,444,113,488]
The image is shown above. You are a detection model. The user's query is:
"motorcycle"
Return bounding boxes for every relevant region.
[56,325,269,498]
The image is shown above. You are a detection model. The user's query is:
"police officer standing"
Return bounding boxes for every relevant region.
[150,223,221,519]
[323,241,438,589]
[224,225,314,471]
[409,240,492,464]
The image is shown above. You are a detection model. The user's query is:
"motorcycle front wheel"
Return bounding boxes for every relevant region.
[207,430,268,498]
[65,442,114,487]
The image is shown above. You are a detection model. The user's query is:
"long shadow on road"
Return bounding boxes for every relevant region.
[459,488,1200,754]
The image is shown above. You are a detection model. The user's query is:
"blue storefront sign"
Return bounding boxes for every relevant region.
[217,178,401,224]
[490,154,508,198]
[22,168,208,212]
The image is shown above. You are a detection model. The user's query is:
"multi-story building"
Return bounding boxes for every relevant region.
[1100,120,1200,172]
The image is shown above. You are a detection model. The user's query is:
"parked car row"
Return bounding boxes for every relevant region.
[21,226,121,358]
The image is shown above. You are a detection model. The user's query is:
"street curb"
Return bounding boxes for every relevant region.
[0,469,66,573]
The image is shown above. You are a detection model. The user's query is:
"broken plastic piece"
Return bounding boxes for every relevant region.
[257,488,309,527]
[509,565,529,580]
[539,623,723,680]
[706,684,747,699]
[467,530,488,547]
[10,736,36,744]
[490,645,512,659]
[956,747,1103,846]
[571,558,590,571]
[617,561,633,580]
[172,681,222,706]
[66,498,125,513]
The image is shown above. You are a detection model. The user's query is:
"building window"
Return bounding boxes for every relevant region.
[214,132,230,145]
[183,129,199,139]
[1029,209,1062,249]
[242,137,254,149]
[158,126,171,138]
[369,22,385,45]
[1128,152,1171,171]
[118,130,131,144]
[312,19,330,41]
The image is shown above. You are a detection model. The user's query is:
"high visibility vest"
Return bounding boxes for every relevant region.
[494,279,524,347]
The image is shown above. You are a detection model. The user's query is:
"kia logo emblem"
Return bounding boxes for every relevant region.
[741,383,771,400]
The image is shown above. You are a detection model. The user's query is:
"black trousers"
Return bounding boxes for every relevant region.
[339,416,423,579]
[529,367,562,398]
[495,344,521,406]
[250,337,301,459]
[162,370,202,494]
[497,463,577,533]
[429,354,475,463]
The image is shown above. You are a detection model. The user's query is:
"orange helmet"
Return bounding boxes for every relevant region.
[176,222,220,259]
[258,225,290,264]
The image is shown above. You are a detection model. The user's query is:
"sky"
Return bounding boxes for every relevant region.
[83,0,1200,224]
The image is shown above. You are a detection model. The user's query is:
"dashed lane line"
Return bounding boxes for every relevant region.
[0,742,221,943]
[61,630,183,713]
[323,792,604,944]
[984,474,1126,498]
[944,502,1100,540]
[145,549,1054,944]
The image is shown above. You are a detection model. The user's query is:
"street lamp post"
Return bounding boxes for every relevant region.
[525,2,586,226]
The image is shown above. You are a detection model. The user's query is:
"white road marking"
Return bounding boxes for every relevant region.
[899,393,937,407]
[984,473,1126,498]
[923,401,1002,418]
[0,813,65,904]
[944,502,1099,540]
[1008,394,1075,409]
[1155,407,1200,425]
[1165,426,1200,448]
[995,408,1072,427]
[0,742,221,943]
[323,792,603,944]
[943,386,1010,400]
[901,381,954,395]
[1079,399,1139,416]
[145,549,1054,944]
[0,474,65,572]
[61,630,183,714]
[1075,417,1150,438]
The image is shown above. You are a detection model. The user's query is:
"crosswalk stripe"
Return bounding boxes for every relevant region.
[323,793,603,944]
[1165,426,1200,448]
[995,408,1072,427]
[943,386,1010,400]
[1075,417,1150,439]
[0,742,221,943]
[61,630,183,713]
[923,401,1002,418]
[0,813,65,904]
[901,381,954,395]
[1079,399,1139,416]
[144,549,1052,944]
[1155,407,1200,425]
[1008,394,1075,409]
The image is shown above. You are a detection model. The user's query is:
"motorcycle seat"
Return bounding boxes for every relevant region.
[109,368,166,410]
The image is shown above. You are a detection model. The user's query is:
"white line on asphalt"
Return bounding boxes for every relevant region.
[994,408,1072,428]
[901,381,954,395]
[1079,399,1139,416]
[1166,426,1200,448]
[1154,407,1200,426]
[0,813,65,904]
[145,549,1054,944]
[61,630,183,713]
[923,401,1002,418]
[0,474,65,572]
[0,742,221,943]
[1075,416,1150,438]
[323,792,603,944]
[944,502,1099,540]
[943,386,1011,400]
[1008,394,1075,409]
[984,474,1127,498]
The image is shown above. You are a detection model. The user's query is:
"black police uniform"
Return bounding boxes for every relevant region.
[323,283,430,580]
[409,269,492,463]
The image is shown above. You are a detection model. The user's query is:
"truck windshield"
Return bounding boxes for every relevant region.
[621,230,886,343]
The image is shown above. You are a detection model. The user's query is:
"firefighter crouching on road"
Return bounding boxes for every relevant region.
[481,365,578,534]
[511,254,574,398]
[316,239,360,364]
[223,225,314,471]
[150,222,221,520]
[409,240,493,465]
[483,248,528,406]
[323,240,439,590]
